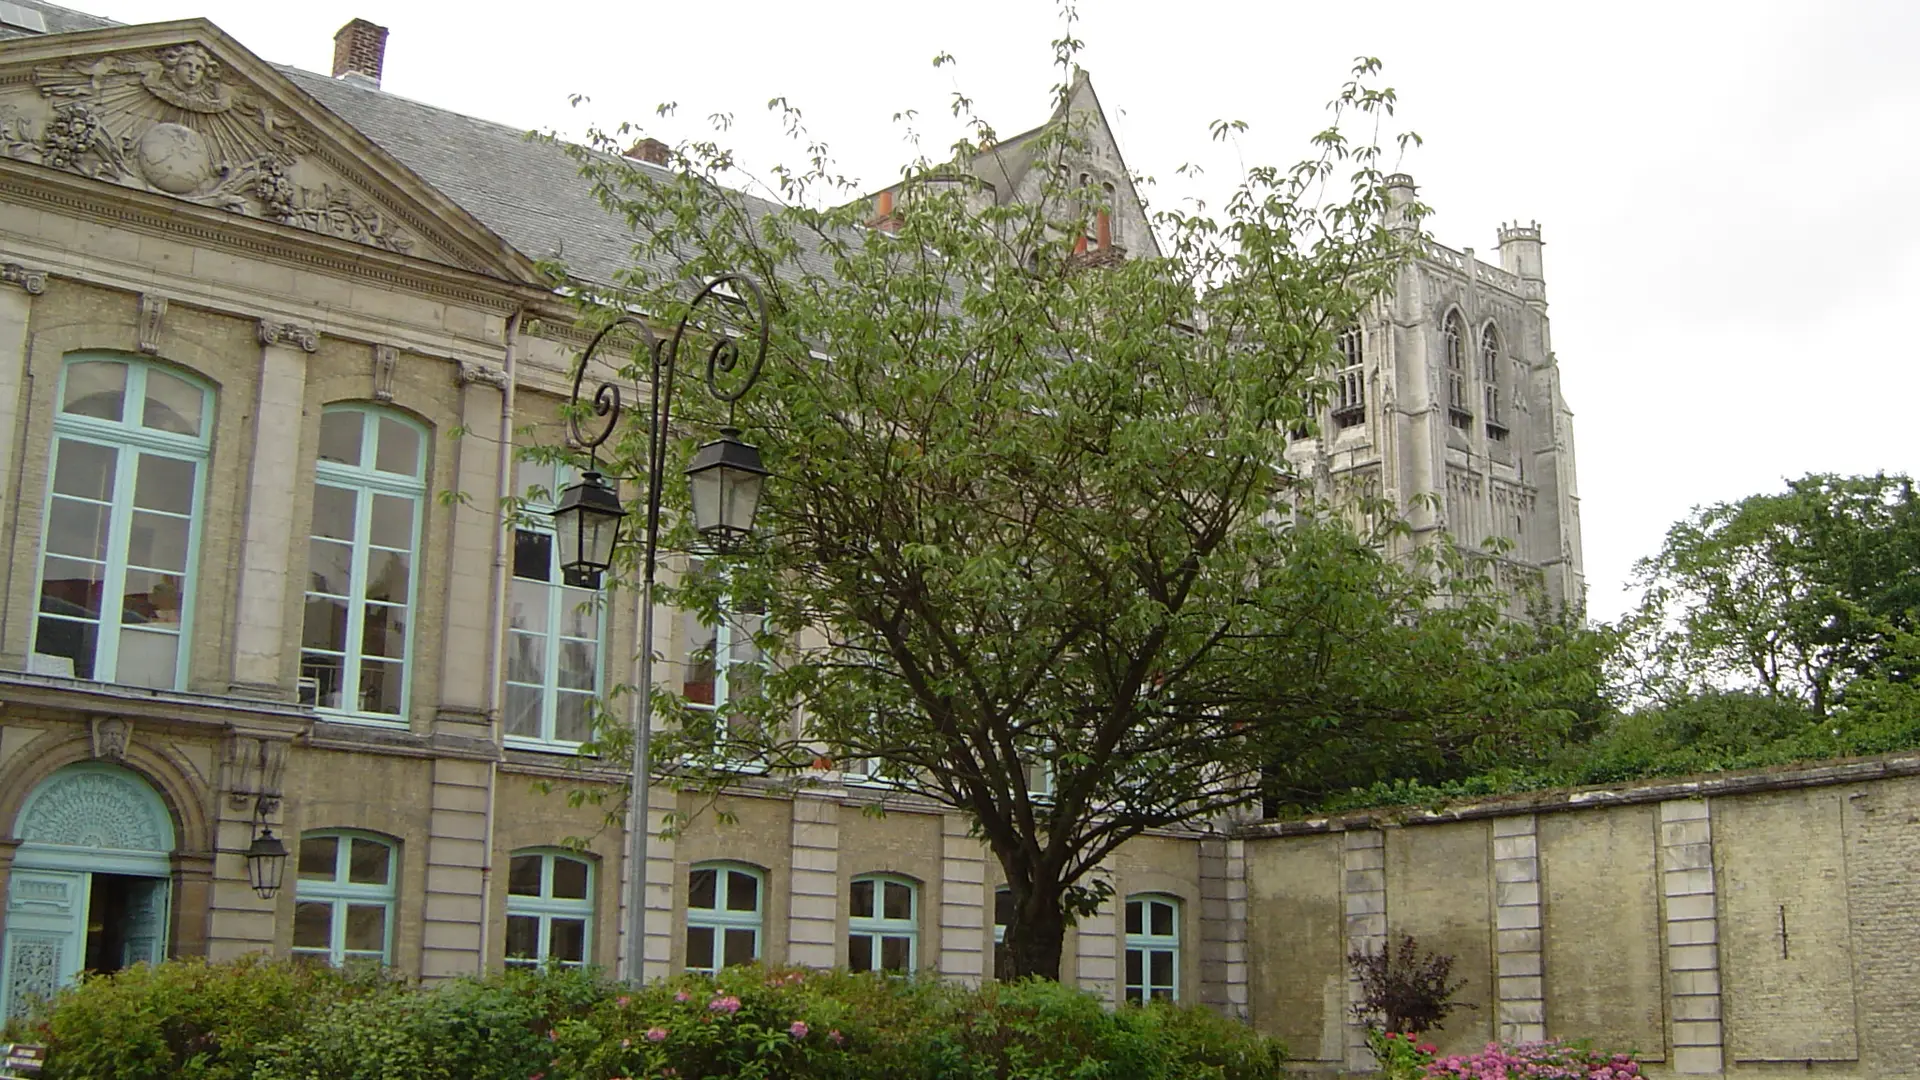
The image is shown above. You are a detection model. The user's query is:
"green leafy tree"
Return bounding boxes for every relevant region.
[1621,473,1920,716]
[540,37,1596,980]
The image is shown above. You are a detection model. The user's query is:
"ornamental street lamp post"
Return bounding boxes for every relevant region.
[555,274,770,984]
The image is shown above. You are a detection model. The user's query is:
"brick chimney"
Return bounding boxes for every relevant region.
[624,138,671,167]
[332,19,389,87]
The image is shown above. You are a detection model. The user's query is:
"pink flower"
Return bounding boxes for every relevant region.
[645,1026,668,1043]
[1419,1043,1438,1055]
[620,1038,631,1049]
[675,989,690,1002]
[708,994,742,1014]
[789,1020,810,1039]
[829,1029,845,1046]
[616,995,631,1008]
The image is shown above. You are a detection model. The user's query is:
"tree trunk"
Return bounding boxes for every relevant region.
[1001,883,1070,981]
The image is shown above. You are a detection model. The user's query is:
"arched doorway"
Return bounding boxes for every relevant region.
[2,762,176,1019]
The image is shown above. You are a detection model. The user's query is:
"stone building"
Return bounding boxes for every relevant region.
[0,5,1768,1072]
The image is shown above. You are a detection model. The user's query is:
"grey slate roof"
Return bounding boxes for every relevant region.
[0,0,113,41]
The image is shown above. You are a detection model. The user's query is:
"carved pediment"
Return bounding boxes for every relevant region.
[0,26,533,281]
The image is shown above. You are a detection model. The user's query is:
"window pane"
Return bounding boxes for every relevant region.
[33,617,95,678]
[508,855,542,896]
[688,868,717,911]
[725,871,758,913]
[63,361,126,420]
[850,878,874,919]
[506,628,545,686]
[994,889,1013,929]
[1125,948,1142,986]
[357,659,404,715]
[312,485,358,541]
[559,588,597,638]
[1150,901,1173,938]
[302,596,348,651]
[318,411,364,466]
[1150,949,1173,987]
[555,691,592,744]
[114,628,177,688]
[505,914,539,961]
[301,653,344,709]
[127,511,189,573]
[551,858,589,900]
[686,926,715,970]
[299,836,339,880]
[306,540,353,599]
[1125,985,1144,1006]
[883,881,912,921]
[513,530,552,582]
[348,839,390,885]
[123,569,184,627]
[364,551,410,602]
[723,928,756,968]
[558,640,595,691]
[682,612,716,704]
[369,495,414,549]
[848,934,872,973]
[52,439,116,501]
[374,417,421,476]
[142,369,203,437]
[133,453,195,513]
[1125,901,1142,936]
[504,683,542,738]
[41,557,104,619]
[509,578,549,635]
[550,918,586,964]
[880,935,911,972]
[45,499,109,560]
[292,901,332,949]
[362,605,406,658]
[344,904,387,952]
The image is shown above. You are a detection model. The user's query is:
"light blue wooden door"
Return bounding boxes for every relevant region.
[1,867,89,1021]
[121,876,170,969]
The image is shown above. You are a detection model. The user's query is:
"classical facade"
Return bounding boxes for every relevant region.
[0,3,1603,1068]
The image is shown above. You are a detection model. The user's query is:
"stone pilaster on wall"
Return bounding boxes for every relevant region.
[787,793,840,968]
[228,337,310,694]
[1343,829,1387,1070]
[1075,859,1118,1003]
[0,282,33,538]
[1660,799,1724,1074]
[1198,838,1251,1019]
[614,784,677,983]
[433,376,504,729]
[204,806,276,962]
[1492,814,1545,1043]
[420,758,489,978]
[937,814,986,984]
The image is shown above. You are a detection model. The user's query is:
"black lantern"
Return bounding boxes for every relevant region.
[245,826,289,900]
[553,469,628,589]
[685,426,767,551]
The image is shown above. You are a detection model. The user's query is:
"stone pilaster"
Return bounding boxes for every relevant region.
[204,805,276,962]
[1198,838,1251,1018]
[1660,799,1724,1073]
[0,267,39,541]
[434,372,505,731]
[419,758,488,978]
[1343,828,1387,1070]
[1075,858,1118,1003]
[613,782,676,982]
[1493,814,1546,1042]
[230,325,315,695]
[786,792,840,968]
[937,813,986,984]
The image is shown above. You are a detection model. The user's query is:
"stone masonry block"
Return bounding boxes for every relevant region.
[1499,1000,1545,1025]
[1499,952,1543,977]
[1661,819,1712,847]
[1491,815,1537,837]
[1496,881,1540,907]
[1493,859,1539,883]
[1500,975,1544,1001]
[1496,904,1542,930]
[1668,944,1719,971]
[1664,842,1714,871]
[1663,868,1715,896]
[1345,868,1385,894]
[1666,895,1716,921]
[1346,912,1387,939]
[1671,1047,1723,1074]
[1671,1020,1722,1047]
[1670,969,1721,996]
[1345,890,1385,916]
[1497,929,1542,953]
[1660,799,1710,823]
[1668,918,1718,945]
[1344,829,1385,849]
[1344,846,1386,871]
[1492,835,1537,860]
[1671,995,1722,1021]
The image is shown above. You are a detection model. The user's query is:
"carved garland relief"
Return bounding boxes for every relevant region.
[0,45,414,254]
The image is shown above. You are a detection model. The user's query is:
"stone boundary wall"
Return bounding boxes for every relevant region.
[1241,753,1920,1078]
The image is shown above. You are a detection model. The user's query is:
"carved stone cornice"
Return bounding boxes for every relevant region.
[137,292,167,354]
[456,360,510,389]
[1,261,46,295]
[256,318,318,353]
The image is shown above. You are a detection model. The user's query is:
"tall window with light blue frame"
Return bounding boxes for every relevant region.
[506,460,603,748]
[301,406,425,720]
[34,355,211,689]
[504,849,594,968]
[292,831,396,966]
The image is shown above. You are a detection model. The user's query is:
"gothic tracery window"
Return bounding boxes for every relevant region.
[1443,312,1472,431]
[1482,322,1508,439]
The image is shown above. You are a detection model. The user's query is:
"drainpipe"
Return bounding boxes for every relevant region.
[476,309,522,973]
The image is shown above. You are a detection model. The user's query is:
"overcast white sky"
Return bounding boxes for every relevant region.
[76,0,1920,621]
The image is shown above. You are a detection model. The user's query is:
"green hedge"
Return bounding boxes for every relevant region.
[7,958,1285,1080]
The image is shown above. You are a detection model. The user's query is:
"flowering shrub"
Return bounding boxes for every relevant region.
[1367,1030,1438,1080]
[1427,1041,1642,1080]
